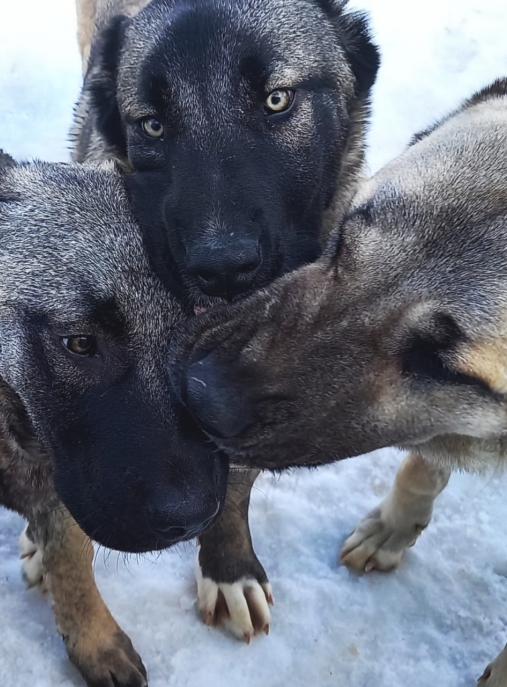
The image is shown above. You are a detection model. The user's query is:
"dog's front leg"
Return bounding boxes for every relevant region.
[23,507,147,687]
[340,452,451,572]
[196,468,273,643]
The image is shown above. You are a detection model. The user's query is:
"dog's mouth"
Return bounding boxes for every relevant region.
[194,305,209,316]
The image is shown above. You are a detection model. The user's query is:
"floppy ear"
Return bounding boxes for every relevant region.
[87,14,130,161]
[317,1,380,98]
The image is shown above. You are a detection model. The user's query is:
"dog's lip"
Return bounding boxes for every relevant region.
[194,305,209,316]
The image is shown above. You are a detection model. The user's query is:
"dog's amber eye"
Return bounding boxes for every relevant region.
[140,117,164,138]
[61,336,98,357]
[264,89,294,114]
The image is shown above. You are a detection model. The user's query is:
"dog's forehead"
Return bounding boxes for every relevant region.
[0,162,177,331]
[343,97,507,334]
[353,99,507,249]
[121,0,347,103]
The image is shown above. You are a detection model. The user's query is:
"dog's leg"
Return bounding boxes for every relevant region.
[19,524,48,593]
[26,507,147,687]
[478,644,507,687]
[197,468,273,643]
[340,452,451,571]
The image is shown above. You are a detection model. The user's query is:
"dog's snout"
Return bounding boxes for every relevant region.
[148,496,221,543]
[187,238,261,299]
[182,352,253,438]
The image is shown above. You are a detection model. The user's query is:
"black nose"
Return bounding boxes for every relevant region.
[148,496,221,544]
[181,352,254,438]
[187,238,261,299]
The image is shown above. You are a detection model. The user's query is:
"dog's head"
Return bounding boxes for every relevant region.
[84,0,379,309]
[0,160,228,552]
[169,81,507,469]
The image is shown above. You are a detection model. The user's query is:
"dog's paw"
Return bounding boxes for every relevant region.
[340,505,425,572]
[67,629,147,687]
[197,563,273,643]
[19,526,47,593]
[478,644,507,687]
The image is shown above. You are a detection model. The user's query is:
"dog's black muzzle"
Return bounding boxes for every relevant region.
[49,376,229,553]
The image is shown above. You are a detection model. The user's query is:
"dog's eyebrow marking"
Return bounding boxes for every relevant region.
[190,376,207,388]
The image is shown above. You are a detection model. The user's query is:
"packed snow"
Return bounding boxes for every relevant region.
[1,1,507,685]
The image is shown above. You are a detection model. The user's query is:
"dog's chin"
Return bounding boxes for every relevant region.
[72,499,225,553]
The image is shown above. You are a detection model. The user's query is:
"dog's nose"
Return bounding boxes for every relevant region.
[181,352,254,438]
[148,497,221,543]
[187,238,261,299]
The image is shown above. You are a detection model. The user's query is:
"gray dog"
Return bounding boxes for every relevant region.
[0,153,228,687]
[71,0,380,640]
[170,79,507,686]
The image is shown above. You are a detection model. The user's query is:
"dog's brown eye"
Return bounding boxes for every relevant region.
[140,117,164,138]
[265,89,294,114]
[61,336,98,357]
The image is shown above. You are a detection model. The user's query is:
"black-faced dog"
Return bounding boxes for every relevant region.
[72,0,379,308]
[71,0,379,640]
[0,153,227,687]
[170,80,507,686]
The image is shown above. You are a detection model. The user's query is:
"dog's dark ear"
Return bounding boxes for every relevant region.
[88,14,130,161]
[317,1,380,98]
[0,150,16,171]
[0,150,17,201]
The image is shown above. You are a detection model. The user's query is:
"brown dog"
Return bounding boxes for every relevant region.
[170,79,507,686]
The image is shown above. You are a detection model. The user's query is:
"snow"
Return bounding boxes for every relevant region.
[1,0,507,685]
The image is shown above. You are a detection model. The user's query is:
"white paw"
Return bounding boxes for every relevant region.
[478,643,507,687]
[19,527,47,593]
[196,562,273,643]
[340,506,425,572]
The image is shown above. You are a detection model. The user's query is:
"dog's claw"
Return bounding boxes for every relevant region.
[263,585,275,606]
[197,571,271,642]
[203,610,215,626]
[479,666,492,682]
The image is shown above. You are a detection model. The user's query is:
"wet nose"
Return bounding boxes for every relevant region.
[187,238,261,299]
[148,497,221,544]
[181,352,254,439]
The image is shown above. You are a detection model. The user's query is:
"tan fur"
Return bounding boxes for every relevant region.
[75,0,96,71]
[75,0,150,72]
[456,338,507,395]
[341,453,450,572]
[478,644,507,687]
[38,509,146,685]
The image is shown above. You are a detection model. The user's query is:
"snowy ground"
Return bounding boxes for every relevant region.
[1,1,507,685]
